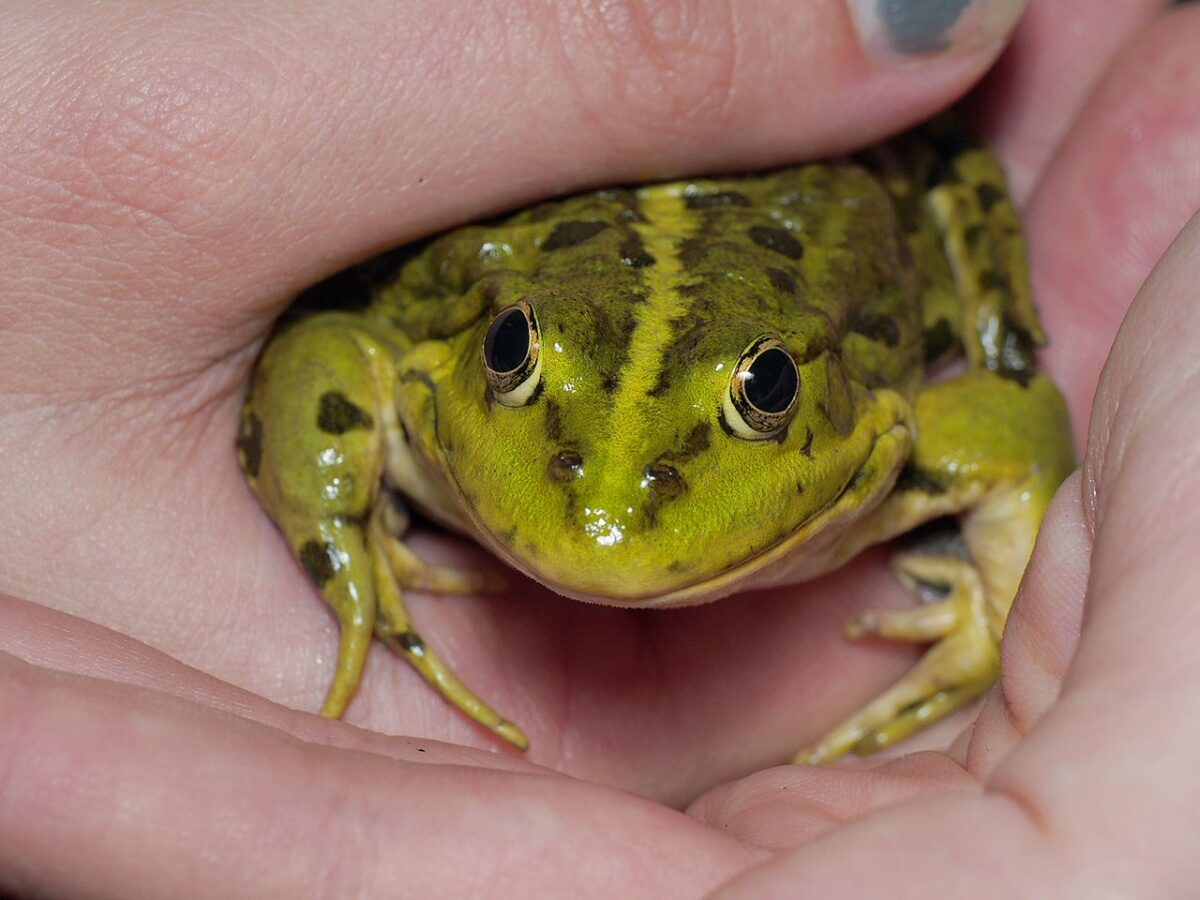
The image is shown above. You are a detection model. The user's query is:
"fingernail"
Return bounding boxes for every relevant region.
[848,0,1028,61]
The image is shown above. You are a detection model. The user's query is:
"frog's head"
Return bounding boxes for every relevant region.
[419,273,912,606]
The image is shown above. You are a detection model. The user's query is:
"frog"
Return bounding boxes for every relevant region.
[238,118,1074,764]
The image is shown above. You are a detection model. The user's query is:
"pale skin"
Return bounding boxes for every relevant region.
[2,0,1199,896]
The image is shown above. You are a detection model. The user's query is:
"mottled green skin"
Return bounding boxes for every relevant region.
[239,123,1074,756]
[374,165,935,599]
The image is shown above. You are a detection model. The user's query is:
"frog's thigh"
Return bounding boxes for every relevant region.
[795,371,1072,764]
[245,318,397,719]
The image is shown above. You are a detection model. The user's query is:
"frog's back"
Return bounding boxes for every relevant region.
[371,160,929,401]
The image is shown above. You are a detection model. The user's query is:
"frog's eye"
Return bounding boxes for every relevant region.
[722,336,799,439]
[482,301,542,407]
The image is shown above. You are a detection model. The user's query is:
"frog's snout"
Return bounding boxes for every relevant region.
[547,449,687,507]
[544,446,692,550]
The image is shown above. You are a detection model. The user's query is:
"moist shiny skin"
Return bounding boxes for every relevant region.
[239,120,1074,762]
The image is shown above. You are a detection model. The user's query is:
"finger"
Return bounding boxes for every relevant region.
[959,470,1092,778]
[0,592,541,774]
[969,0,1166,201]
[1025,3,1200,440]
[977,213,1200,896]
[0,650,756,898]
[0,0,1028,380]
[689,751,977,849]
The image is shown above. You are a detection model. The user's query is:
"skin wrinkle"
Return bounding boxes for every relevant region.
[550,0,741,152]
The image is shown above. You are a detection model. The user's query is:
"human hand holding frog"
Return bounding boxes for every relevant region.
[3,0,1198,895]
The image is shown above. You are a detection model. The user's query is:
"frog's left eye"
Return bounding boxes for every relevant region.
[723,336,799,440]
[482,300,542,407]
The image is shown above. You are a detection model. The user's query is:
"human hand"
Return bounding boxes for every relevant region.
[4,0,1197,895]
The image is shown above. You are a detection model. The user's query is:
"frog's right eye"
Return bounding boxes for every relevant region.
[722,336,800,440]
[482,301,542,407]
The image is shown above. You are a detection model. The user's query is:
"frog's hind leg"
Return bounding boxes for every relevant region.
[876,119,1043,374]
[918,119,1045,373]
[243,315,524,746]
[367,506,528,750]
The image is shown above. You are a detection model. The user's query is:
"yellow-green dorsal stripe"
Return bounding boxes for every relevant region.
[599,184,699,481]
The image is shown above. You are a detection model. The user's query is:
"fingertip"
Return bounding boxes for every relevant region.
[847,0,1027,62]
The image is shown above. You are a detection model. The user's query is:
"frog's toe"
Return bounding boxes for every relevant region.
[851,683,982,756]
[846,552,983,642]
[795,611,999,765]
[383,535,505,594]
[846,595,959,642]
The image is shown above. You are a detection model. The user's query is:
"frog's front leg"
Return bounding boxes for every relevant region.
[240,315,526,749]
[794,370,1074,764]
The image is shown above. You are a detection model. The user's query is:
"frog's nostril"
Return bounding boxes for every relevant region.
[548,449,583,482]
[642,463,685,500]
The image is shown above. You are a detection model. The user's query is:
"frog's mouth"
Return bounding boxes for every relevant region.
[451,417,912,609]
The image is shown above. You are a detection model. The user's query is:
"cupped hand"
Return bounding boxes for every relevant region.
[3,0,1198,896]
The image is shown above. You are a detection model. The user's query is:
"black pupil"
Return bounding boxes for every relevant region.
[485,309,530,373]
[745,348,797,413]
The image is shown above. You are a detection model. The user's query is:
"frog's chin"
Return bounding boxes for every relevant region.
[464,419,912,609]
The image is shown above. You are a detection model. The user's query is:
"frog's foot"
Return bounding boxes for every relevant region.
[371,518,528,751]
[383,534,504,595]
[794,552,999,765]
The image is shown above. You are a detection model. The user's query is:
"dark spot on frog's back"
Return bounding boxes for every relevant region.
[749,226,804,260]
[679,237,711,269]
[544,399,564,443]
[237,412,263,477]
[299,540,338,588]
[669,422,710,463]
[619,235,656,268]
[852,313,901,348]
[542,220,608,251]
[597,188,645,223]
[317,392,374,435]
[766,267,797,295]
[684,190,752,210]
[648,316,707,397]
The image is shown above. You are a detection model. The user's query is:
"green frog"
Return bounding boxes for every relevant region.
[238,121,1074,764]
